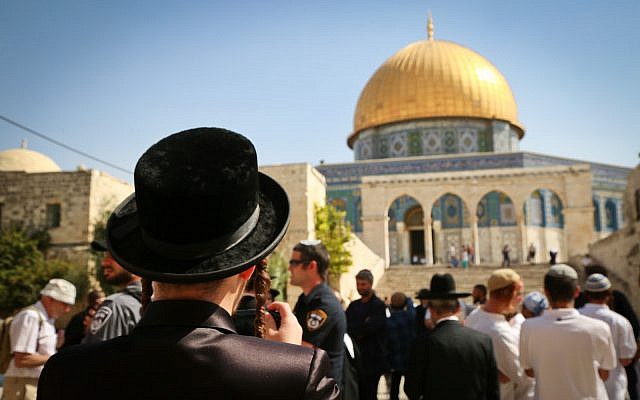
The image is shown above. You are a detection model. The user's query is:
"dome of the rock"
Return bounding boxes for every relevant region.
[349,35,524,148]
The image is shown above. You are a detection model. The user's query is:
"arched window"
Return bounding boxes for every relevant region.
[388,195,419,232]
[605,199,618,231]
[432,193,469,228]
[477,191,516,227]
[549,193,564,228]
[525,190,545,226]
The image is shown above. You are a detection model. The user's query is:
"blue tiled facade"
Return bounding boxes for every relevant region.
[317,152,630,233]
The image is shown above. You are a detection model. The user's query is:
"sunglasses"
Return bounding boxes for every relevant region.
[289,259,311,267]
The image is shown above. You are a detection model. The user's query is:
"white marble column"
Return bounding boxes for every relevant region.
[518,213,527,265]
[470,215,480,265]
[424,215,434,265]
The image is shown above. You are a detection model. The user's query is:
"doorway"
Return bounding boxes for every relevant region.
[410,230,425,264]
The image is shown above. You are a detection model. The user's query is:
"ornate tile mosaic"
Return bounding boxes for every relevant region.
[389,131,407,157]
[459,129,478,152]
[407,130,422,156]
[477,191,516,227]
[443,130,458,153]
[423,130,442,154]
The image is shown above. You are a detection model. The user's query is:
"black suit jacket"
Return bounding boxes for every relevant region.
[38,300,340,400]
[405,320,499,400]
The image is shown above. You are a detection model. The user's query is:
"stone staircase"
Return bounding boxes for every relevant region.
[374,264,551,300]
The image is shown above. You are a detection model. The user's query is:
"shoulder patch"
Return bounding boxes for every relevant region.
[90,304,114,335]
[306,309,328,331]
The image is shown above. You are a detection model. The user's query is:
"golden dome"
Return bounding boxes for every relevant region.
[0,148,61,173]
[349,38,524,147]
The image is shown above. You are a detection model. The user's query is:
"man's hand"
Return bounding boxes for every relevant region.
[265,302,302,345]
[598,368,609,382]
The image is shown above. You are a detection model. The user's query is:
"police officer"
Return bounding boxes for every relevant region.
[81,240,142,343]
[290,240,347,387]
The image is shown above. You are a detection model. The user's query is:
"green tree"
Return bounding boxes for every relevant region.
[0,228,88,317]
[314,203,352,287]
[90,209,118,295]
[267,251,288,301]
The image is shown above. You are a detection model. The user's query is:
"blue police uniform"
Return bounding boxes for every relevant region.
[293,283,346,387]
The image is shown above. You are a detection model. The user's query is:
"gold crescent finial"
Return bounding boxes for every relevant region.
[427,11,434,40]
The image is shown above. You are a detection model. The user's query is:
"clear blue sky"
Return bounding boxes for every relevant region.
[1,1,638,182]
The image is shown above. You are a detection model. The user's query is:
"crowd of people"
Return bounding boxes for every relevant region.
[0,127,638,400]
[447,243,475,268]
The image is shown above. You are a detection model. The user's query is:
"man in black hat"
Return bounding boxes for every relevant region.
[414,288,431,335]
[405,273,499,400]
[38,127,339,400]
[81,240,142,344]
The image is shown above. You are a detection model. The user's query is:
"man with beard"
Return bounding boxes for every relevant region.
[82,240,142,343]
[345,269,389,400]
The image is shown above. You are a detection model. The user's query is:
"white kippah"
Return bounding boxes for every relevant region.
[585,273,611,292]
[546,264,578,280]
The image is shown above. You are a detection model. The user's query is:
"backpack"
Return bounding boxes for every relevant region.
[0,306,45,373]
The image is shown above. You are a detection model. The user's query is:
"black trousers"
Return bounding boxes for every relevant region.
[626,362,638,400]
[359,370,382,400]
[390,370,406,400]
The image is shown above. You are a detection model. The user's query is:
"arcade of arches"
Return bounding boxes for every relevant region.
[361,164,594,266]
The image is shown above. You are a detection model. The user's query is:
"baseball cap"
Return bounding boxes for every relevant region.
[546,264,578,280]
[487,269,521,292]
[585,273,611,292]
[40,279,76,305]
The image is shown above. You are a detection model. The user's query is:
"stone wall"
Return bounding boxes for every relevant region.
[260,164,327,304]
[338,234,385,305]
[0,171,92,243]
[0,169,133,270]
[88,170,134,237]
[588,164,640,312]
[260,163,326,256]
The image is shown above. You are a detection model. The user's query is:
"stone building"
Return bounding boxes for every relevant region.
[588,163,640,312]
[310,19,630,267]
[0,145,133,268]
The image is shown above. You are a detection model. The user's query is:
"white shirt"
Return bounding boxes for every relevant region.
[520,308,617,400]
[580,303,638,400]
[5,301,57,378]
[466,308,533,400]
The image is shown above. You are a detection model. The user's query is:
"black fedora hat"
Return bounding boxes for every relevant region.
[415,288,430,299]
[105,127,290,283]
[424,273,470,299]
[90,240,107,252]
